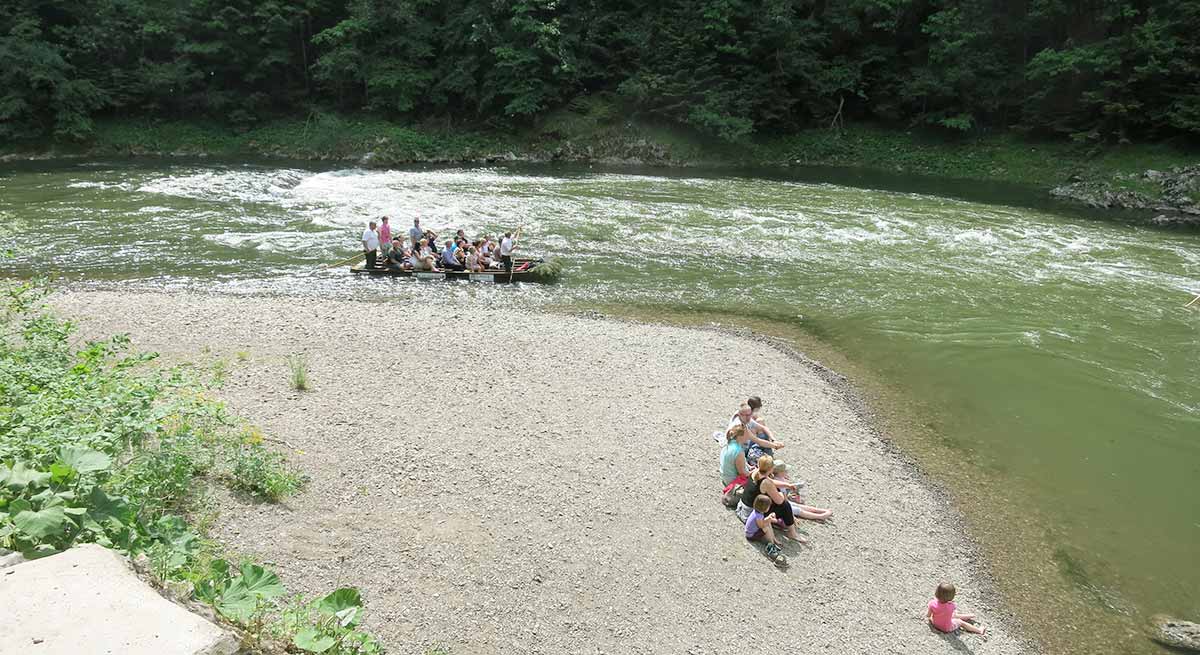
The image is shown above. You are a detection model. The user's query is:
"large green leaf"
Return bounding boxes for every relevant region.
[1,462,51,491]
[153,515,198,555]
[316,587,362,616]
[238,563,284,599]
[7,499,32,516]
[216,582,257,622]
[49,462,74,483]
[13,506,68,539]
[82,487,130,532]
[59,447,112,474]
[293,626,337,653]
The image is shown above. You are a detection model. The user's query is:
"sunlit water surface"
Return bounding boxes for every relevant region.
[2,160,1197,653]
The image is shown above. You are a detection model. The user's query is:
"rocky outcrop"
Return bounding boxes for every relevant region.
[1051,165,1200,226]
[1152,616,1200,652]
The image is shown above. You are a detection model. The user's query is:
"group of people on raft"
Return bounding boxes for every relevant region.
[360,216,517,273]
[719,396,989,636]
[718,396,832,566]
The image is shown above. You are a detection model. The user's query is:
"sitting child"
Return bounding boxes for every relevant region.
[769,460,832,521]
[744,494,787,565]
[927,583,986,636]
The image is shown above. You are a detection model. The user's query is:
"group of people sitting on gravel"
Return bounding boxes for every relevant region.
[361,216,516,273]
[718,396,832,566]
[718,396,989,637]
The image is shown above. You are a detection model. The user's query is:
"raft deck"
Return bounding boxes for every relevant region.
[350,258,556,284]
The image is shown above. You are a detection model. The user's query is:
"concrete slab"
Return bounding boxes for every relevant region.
[0,544,239,655]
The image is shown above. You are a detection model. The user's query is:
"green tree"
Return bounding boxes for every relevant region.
[0,7,109,140]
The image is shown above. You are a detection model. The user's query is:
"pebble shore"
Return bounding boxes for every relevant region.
[53,290,1036,655]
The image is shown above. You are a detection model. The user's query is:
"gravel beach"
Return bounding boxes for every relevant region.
[53,290,1035,655]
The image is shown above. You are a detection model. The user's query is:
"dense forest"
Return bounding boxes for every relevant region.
[2,1,1199,144]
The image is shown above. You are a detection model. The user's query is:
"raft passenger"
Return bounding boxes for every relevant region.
[415,239,439,271]
[408,218,423,248]
[387,238,410,271]
[466,247,483,272]
[499,231,515,273]
[362,221,380,269]
[379,216,393,258]
[441,240,466,271]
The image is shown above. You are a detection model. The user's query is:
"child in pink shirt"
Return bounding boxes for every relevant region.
[927,583,986,635]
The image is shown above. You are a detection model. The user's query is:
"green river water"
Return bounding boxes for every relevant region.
[1,160,1197,653]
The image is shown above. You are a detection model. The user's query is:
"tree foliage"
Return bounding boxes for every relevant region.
[1,0,1198,142]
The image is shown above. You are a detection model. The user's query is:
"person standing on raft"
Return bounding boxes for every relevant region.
[362,220,380,269]
[378,216,392,259]
[500,231,515,274]
[408,217,424,250]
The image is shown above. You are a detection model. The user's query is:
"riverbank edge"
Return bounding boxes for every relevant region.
[560,306,1039,652]
[4,117,1198,224]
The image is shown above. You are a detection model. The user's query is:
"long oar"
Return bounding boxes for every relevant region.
[508,224,524,283]
[1186,293,1200,308]
[321,251,367,271]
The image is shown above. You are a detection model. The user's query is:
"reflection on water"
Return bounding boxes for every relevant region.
[2,159,1198,654]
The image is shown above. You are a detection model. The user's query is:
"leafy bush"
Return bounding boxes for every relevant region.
[194,559,287,623]
[229,440,303,501]
[529,257,564,281]
[0,284,305,545]
[278,588,383,654]
[0,282,383,650]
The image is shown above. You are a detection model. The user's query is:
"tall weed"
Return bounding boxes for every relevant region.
[289,354,310,391]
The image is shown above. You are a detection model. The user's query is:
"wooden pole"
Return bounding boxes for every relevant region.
[321,251,367,270]
[1186,294,1200,308]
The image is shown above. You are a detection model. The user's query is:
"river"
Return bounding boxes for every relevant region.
[2,159,1197,654]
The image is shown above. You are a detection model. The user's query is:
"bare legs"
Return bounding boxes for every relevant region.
[956,616,986,635]
[792,503,833,521]
[761,520,778,545]
[781,521,807,545]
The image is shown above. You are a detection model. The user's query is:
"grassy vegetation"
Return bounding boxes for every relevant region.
[10,111,1195,196]
[751,126,1197,189]
[0,282,379,654]
[288,354,310,392]
[82,114,519,165]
